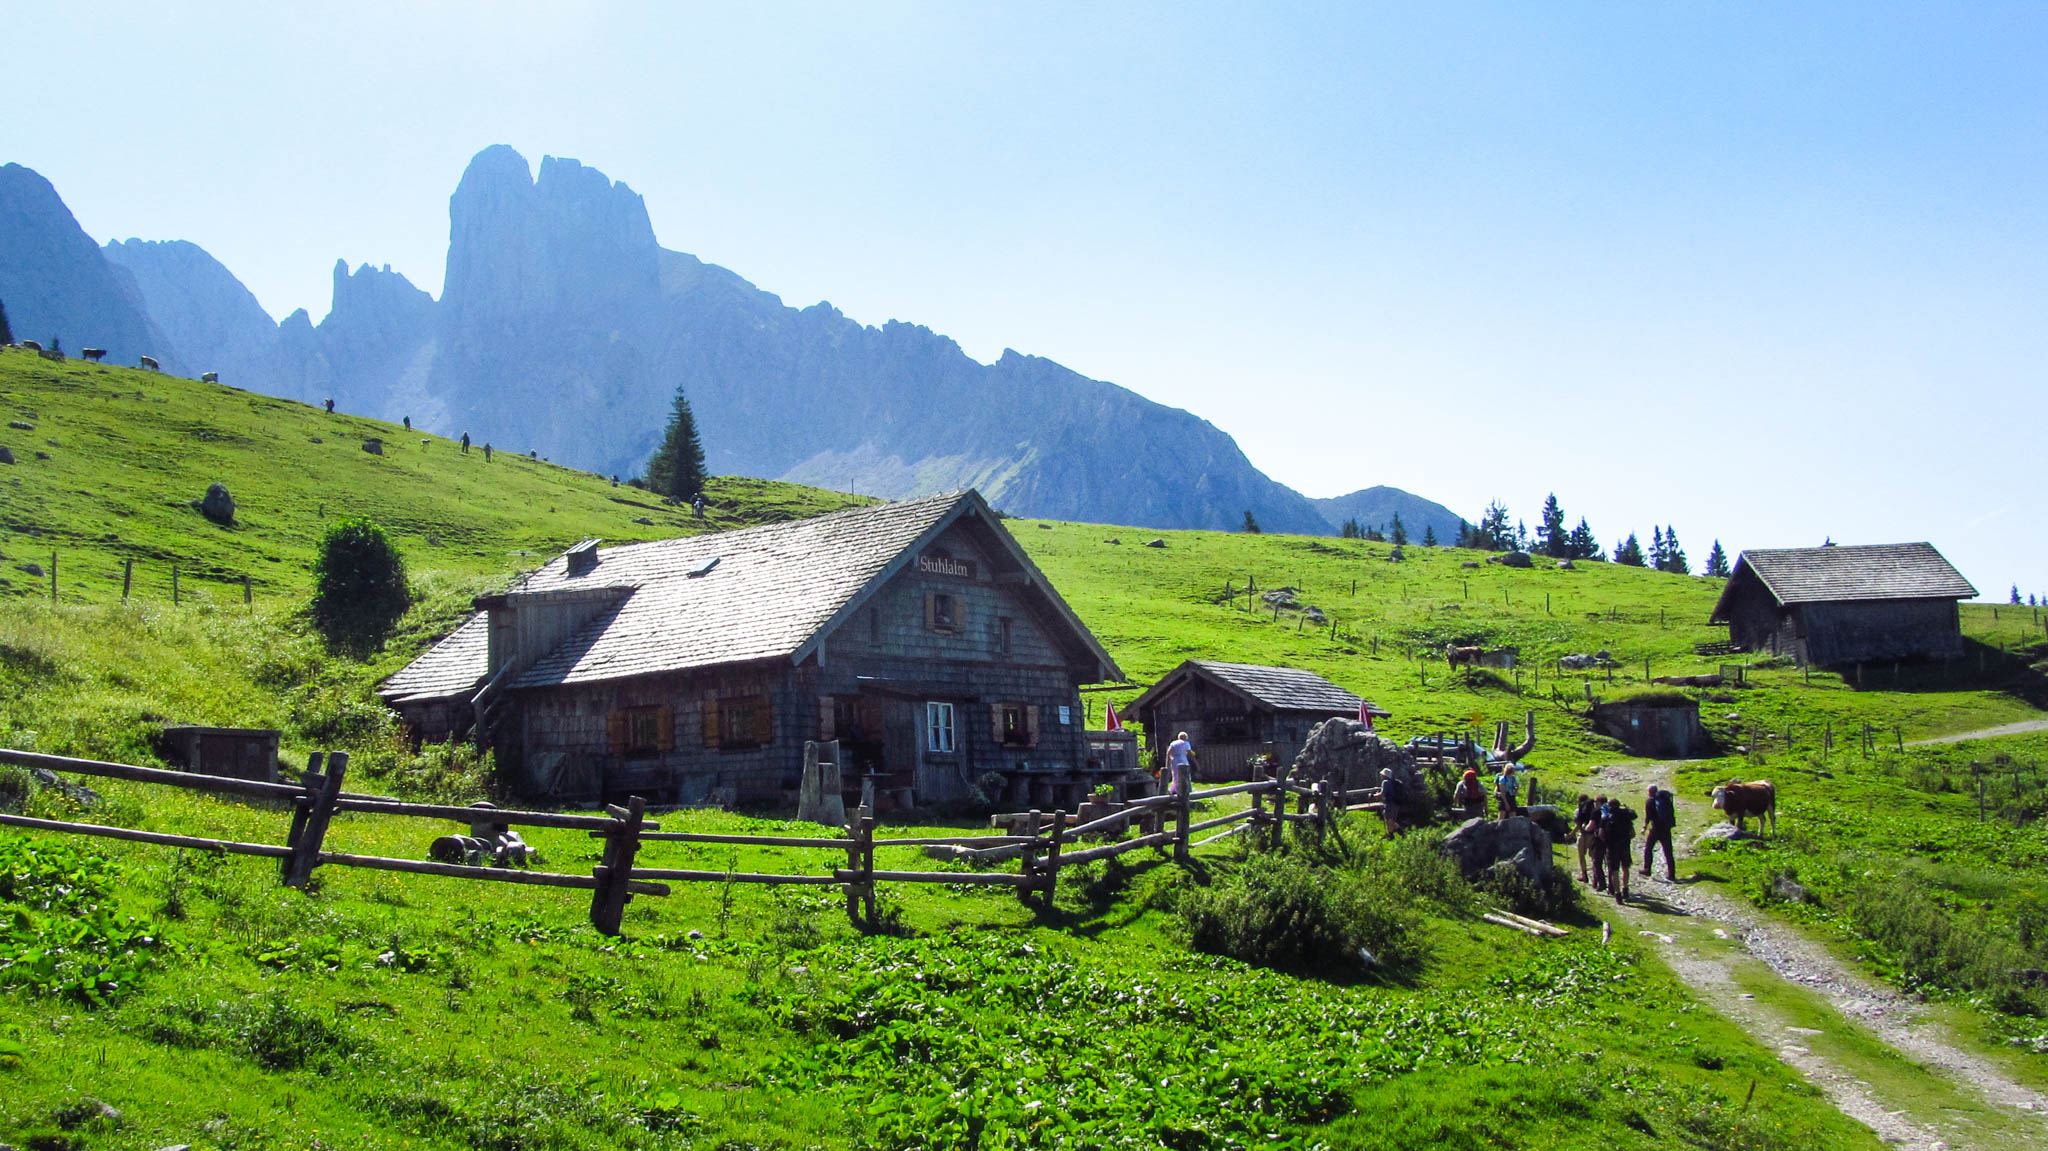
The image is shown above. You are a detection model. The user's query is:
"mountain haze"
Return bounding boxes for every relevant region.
[1310,486,1466,544]
[3,148,1447,534]
[0,163,178,372]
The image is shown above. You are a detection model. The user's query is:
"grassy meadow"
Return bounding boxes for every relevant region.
[3,348,2047,1147]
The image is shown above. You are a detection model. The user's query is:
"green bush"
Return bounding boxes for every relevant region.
[1177,851,1423,973]
[1372,831,1476,916]
[0,763,29,811]
[1476,861,1582,920]
[1842,874,2041,1013]
[311,518,409,649]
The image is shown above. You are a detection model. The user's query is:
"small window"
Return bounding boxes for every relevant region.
[629,708,662,753]
[992,702,1038,748]
[701,695,773,750]
[926,701,956,754]
[995,616,1012,656]
[609,705,673,757]
[925,592,959,634]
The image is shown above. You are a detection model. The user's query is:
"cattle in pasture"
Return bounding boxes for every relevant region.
[1445,644,1485,669]
[201,371,218,383]
[18,340,40,352]
[1709,780,1777,835]
[138,355,160,371]
[81,347,107,362]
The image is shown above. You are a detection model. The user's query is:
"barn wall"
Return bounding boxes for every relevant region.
[1138,676,1340,780]
[1721,580,1799,658]
[1798,598,1963,666]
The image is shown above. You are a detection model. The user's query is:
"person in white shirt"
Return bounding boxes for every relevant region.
[1164,732,1194,796]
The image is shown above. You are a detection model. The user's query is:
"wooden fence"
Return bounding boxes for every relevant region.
[0,749,1367,934]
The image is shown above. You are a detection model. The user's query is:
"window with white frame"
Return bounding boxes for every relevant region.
[926,701,956,753]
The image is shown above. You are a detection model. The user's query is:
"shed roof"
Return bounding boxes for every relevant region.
[1711,542,1976,621]
[381,490,1120,698]
[378,613,490,702]
[1126,659,1388,718]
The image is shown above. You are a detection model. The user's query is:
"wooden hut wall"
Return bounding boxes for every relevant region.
[1798,598,1964,666]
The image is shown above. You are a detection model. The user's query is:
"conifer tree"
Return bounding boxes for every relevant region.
[1422,523,1438,547]
[1614,532,1646,567]
[1536,494,1568,557]
[1567,518,1599,560]
[1704,539,1731,578]
[1340,517,1361,539]
[2014,585,2024,606]
[1474,501,1513,551]
[1649,526,1666,571]
[0,298,12,346]
[1242,510,1261,533]
[1660,526,1689,575]
[1364,524,1386,542]
[1389,514,1408,546]
[644,384,708,501]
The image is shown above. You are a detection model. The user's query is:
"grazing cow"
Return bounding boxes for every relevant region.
[138,355,160,371]
[1446,644,1485,669]
[18,340,40,352]
[1709,780,1777,835]
[81,347,107,362]
[200,371,219,383]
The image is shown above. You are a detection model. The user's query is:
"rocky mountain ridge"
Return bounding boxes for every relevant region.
[1,148,1461,534]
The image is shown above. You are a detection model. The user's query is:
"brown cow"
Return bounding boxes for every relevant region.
[1446,644,1485,669]
[1709,780,1776,835]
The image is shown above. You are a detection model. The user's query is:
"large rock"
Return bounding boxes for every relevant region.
[1291,717,1429,825]
[199,482,235,524]
[1442,815,1553,882]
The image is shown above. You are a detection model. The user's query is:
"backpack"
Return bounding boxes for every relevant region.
[1382,776,1406,804]
[1650,791,1675,827]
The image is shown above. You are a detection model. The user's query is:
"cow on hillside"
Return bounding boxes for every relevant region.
[81,347,107,362]
[200,371,219,383]
[1709,780,1776,835]
[138,355,160,371]
[1445,644,1485,669]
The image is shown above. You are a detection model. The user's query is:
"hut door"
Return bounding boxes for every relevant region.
[882,700,918,783]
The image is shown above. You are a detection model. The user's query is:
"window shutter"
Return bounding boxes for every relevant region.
[1026,705,1040,748]
[701,699,720,748]
[607,712,628,755]
[924,592,937,631]
[819,696,837,741]
[753,696,774,745]
[657,706,676,751]
[990,704,1005,745]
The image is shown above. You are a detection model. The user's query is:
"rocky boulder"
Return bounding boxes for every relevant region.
[1290,717,1429,825]
[1442,815,1553,882]
[199,482,235,524]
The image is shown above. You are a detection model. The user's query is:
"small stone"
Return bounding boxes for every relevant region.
[54,1096,122,1129]
[0,446,13,465]
[33,451,47,460]
[1143,538,1166,548]
[362,438,383,455]
[7,420,30,430]
[686,928,704,941]
[18,562,42,577]
[633,517,654,525]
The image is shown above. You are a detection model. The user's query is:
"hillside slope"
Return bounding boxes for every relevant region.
[0,347,866,605]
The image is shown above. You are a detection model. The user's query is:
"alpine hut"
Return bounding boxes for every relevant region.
[1122,660,1388,781]
[380,491,1122,807]
[1709,542,1977,666]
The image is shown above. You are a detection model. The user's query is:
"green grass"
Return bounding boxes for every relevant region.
[3,347,2043,1147]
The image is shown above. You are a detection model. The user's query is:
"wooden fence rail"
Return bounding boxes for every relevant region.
[2,750,1367,933]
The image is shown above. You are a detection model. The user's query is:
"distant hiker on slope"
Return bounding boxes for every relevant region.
[1604,797,1637,901]
[1576,794,1602,885]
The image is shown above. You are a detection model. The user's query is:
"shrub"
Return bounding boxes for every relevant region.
[0,763,29,811]
[1177,851,1423,973]
[311,518,409,649]
[1370,831,1475,916]
[1476,861,1581,920]
[1842,874,2040,1012]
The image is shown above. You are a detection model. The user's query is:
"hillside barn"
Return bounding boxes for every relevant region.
[380,491,1123,808]
[1709,542,1976,667]
[1123,660,1388,781]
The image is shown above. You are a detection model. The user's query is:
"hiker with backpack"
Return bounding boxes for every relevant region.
[1602,796,1638,901]
[1575,794,1603,886]
[1452,768,1487,819]
[1379,767,1405,836]
[1643,785,1678,882]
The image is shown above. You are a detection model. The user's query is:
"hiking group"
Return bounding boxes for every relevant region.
[1575,785,1678,901]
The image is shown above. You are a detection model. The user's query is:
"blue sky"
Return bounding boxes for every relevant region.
[6,2,2044,596]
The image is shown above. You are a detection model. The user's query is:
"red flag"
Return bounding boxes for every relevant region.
[1357,702,1375,731]
[1105,702,1124,732]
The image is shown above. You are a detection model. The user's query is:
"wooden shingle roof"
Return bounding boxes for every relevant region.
[1127,660,1388,718]
[381,490,1120,698]
[378,614,490,702]
[1712,542,1976,620]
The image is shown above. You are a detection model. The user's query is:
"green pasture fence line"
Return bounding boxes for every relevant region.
[0,750,1391,933]
[35,551,258,607]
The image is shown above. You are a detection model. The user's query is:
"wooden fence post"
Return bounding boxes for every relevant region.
[172,566,180,605]
[1041,809,1065,911]
[49,551,57,602]
[282,751,347,888]
[589,795,646,936]
[1174,784,1192,864]
[859,810,877,924]
[843,809,866,925]
[1017,810,1042,905]
[121,558,132,599]
[243,575,252,606]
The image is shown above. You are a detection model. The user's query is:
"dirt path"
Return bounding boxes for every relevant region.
[1907,718,2048,746]
[1579,760,2048,1150]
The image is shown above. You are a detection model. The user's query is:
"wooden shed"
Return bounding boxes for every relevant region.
[157,726,282,782]
[1591,696,1705,758]
[1710,542,1976,667]
[1122,660,1389,781]
[381,490,1124,809]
